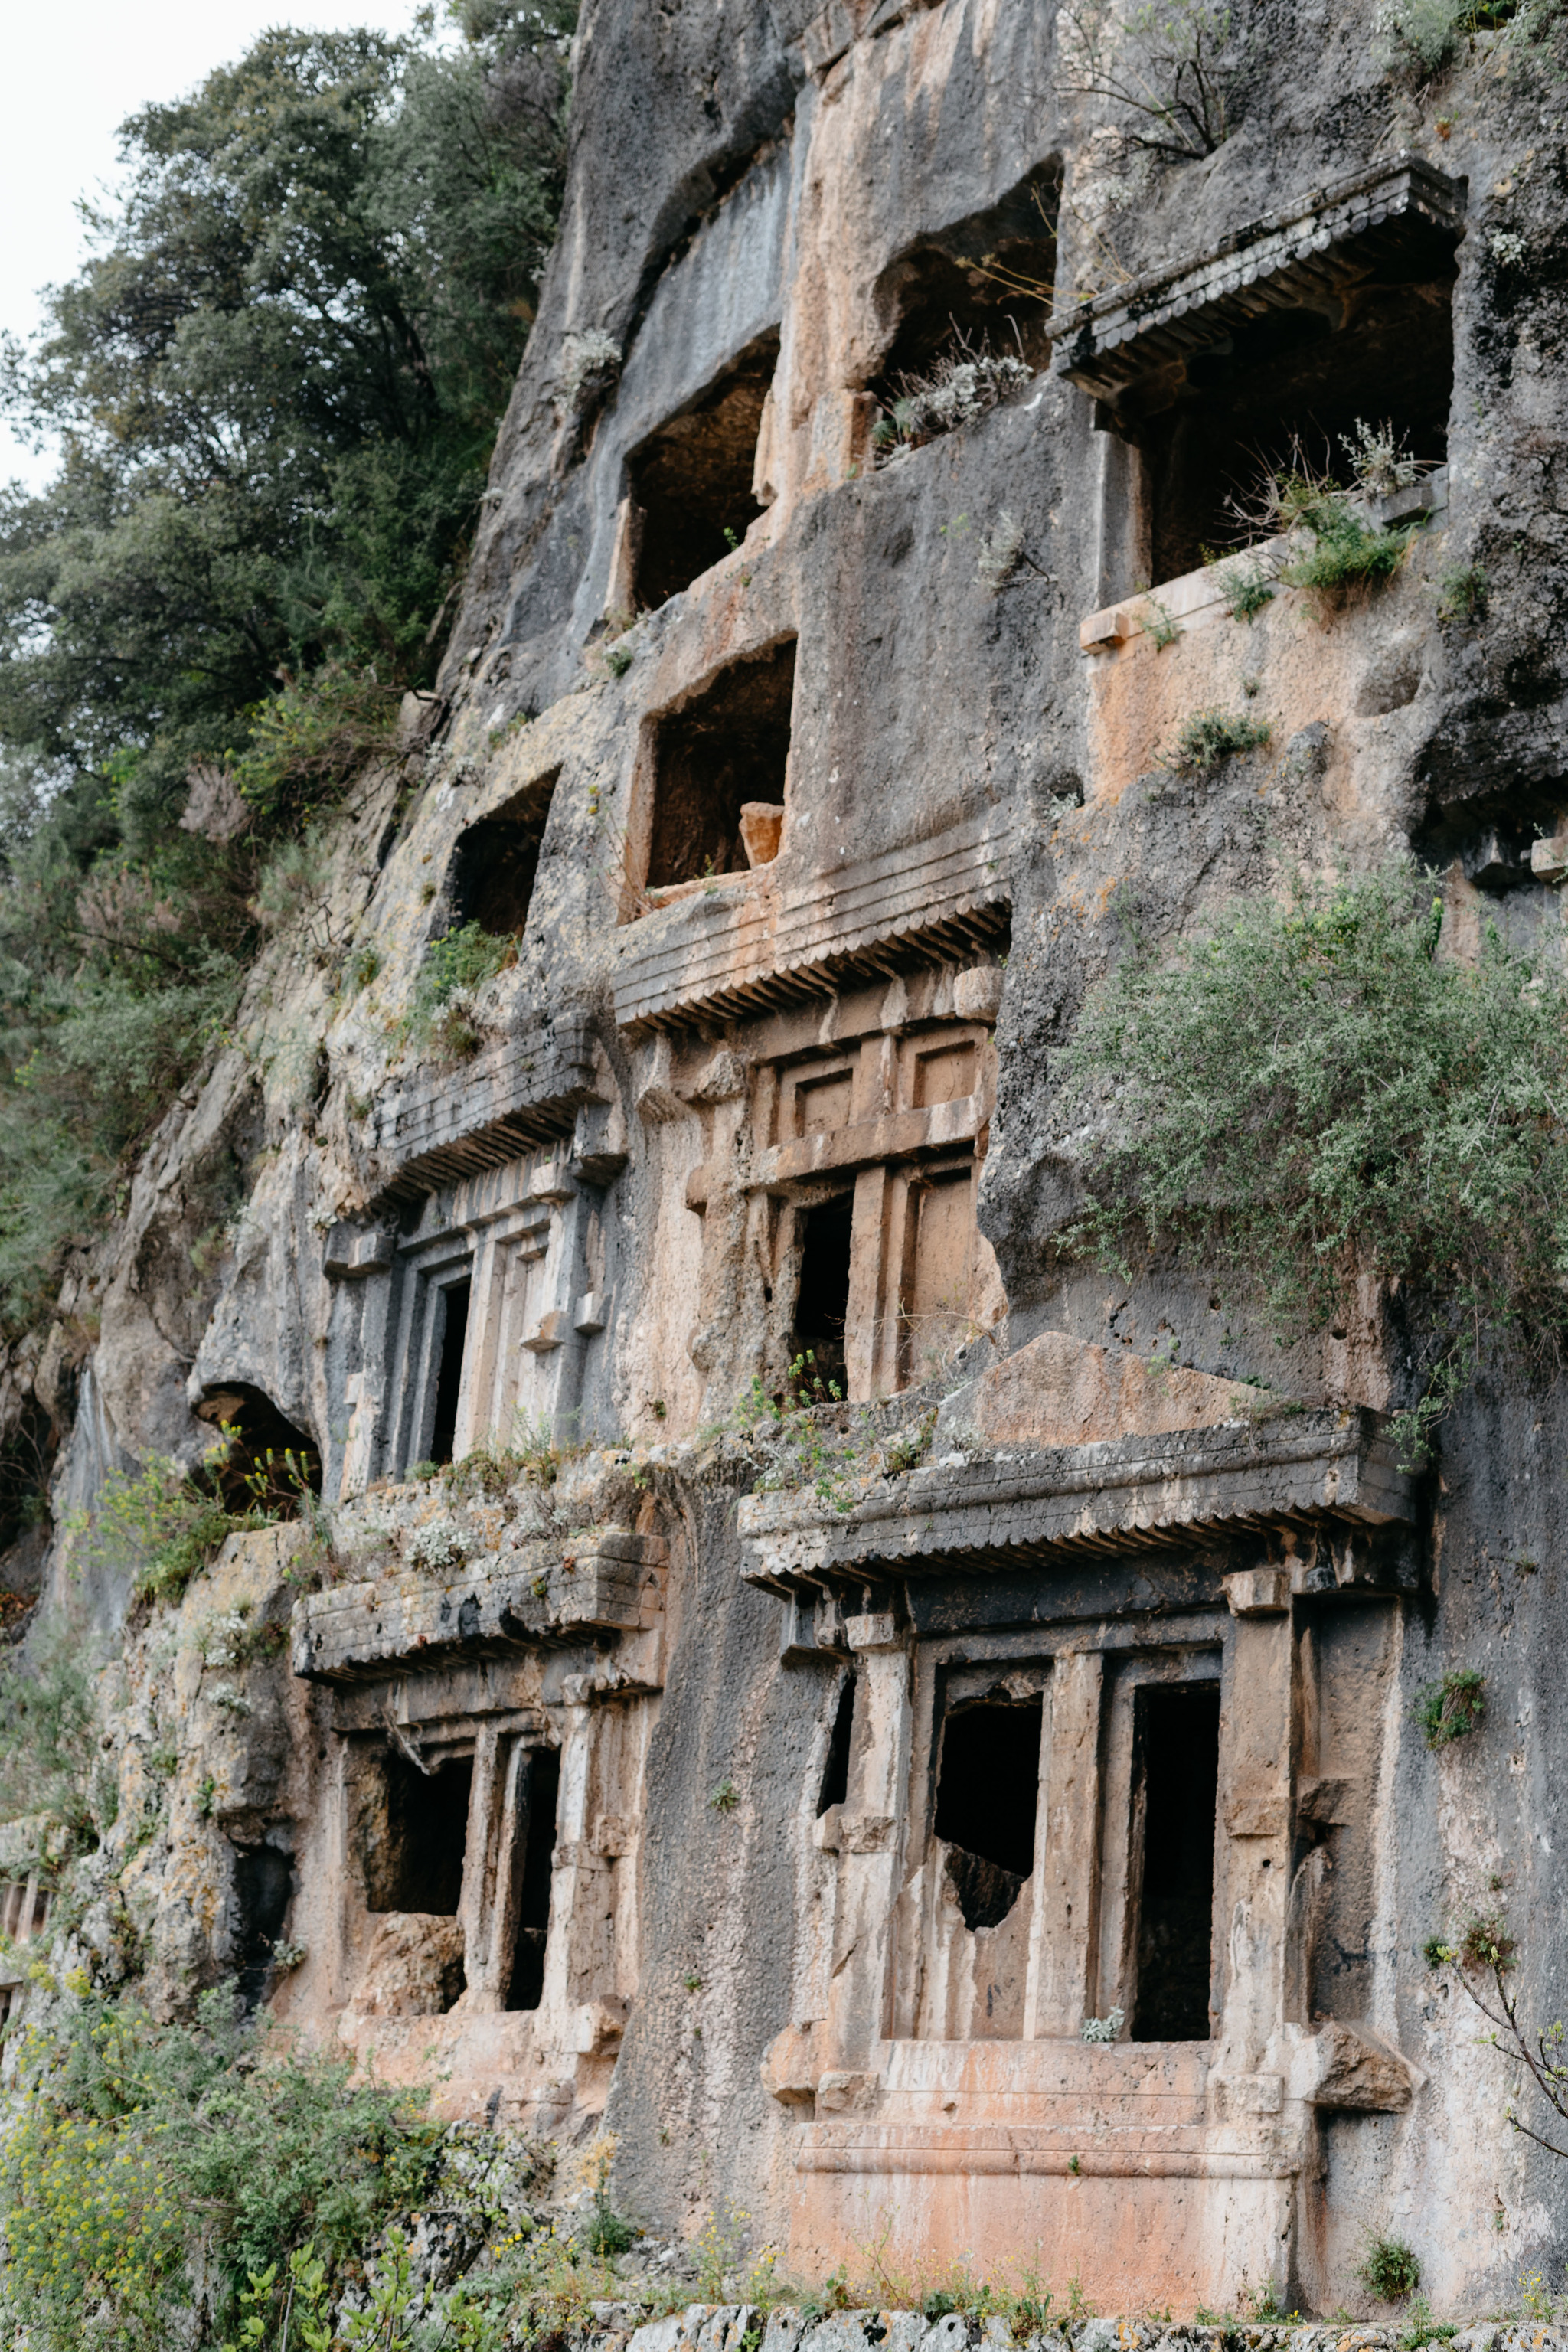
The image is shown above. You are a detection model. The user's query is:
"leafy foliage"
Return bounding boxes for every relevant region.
[0,1623,98,1834]
[1158,706,1271,773]
[1414,1665,1485,1748]
[1276,499,1422,601]
[230,668,400,831]
[1224,426,1429,609]
[70,1432,315,1605]
[0,11,573,793]
[1361,2240,1421,2303]
[0,8,573,1332]
[1376,0,1524,77]
[1217,554,1276,621]
[0,751,256,1331]
[1062,863,1568,1460]
[1439,563,1488,624]
[408,918,518,1060]
[0,1988,445,2347]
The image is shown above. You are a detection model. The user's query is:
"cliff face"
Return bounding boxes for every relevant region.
[12,0,1568,2320]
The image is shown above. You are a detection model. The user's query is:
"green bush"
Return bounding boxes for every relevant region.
[231,670,400,833]
[408,920,518,1060]
[0,1625,98,1835]
[1377,0,1518,77]
[1414,1666,1485,1749]
[584,2194,639,2256]
[0,766,252,1333]
[1278,500,1419,599]
[1438,564,1488,624]
[1220,556,1276,622]
[1063,862,1568,1462]
[0,1988,443,2348]
[70,1450,242,1606]
[1360,2237,1421,2302]
[0,6,577,1331]
[1158,706,1271,774]
[67,1434,313,1606]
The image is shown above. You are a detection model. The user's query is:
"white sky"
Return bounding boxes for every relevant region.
[1,0,424,489]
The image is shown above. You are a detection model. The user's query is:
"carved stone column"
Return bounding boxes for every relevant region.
[1025,1648,1105,2037]
[818,1614,912,2092]
[1213,1569,1295,2081]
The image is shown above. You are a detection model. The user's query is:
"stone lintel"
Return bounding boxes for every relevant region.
[1050,153,1465,403]
[370,1012,602,1204]
[291,1529,668,1681]
[737,1408,1415,1591]
[612,812,1011,1034]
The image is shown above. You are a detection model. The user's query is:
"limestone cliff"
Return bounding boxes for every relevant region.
[6,0,1568,2324]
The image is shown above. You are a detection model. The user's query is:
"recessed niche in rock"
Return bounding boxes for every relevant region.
[934,1693,1042,1930]
[365,1749,472,1917]
[1132,286,1455,583]
[818,1674,856,1816]
[1058,158,1465,588]
[643,639,795,890]
[627,330,779,609]
[867,162,1060,397]
[195,1380,321,1509]
[233,1842,293,2011]
[507,1746,560,2011]
[791,1190,854,1398]
[427,1277,472,1467]
[1129,1684,1220,2040]
[450,768,560,939]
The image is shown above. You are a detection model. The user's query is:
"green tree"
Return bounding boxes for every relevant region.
[0,4,573,1337]
[1061,862,1568,1461]
[0,5,571,807]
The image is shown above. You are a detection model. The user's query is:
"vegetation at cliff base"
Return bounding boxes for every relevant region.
[1062,861,1568,1459]
[0,1988,450,2347]
[0,2,574,1331]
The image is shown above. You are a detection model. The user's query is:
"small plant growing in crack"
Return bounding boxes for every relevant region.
[975,511,1052,595]
[1140,596,1181,648]
[1158,706,1271,773]
[1414,1666,1485,1749]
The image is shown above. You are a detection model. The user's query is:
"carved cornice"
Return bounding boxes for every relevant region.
[738,1407,1416,1592]
[1050,154,1465,403]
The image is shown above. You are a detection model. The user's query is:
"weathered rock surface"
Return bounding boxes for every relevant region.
[11,0,1568,2324]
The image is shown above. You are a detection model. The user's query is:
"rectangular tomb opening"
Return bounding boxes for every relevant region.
[1129,274,1455,585]
[818,1673,856,1816]
[1129,1684,1220,2040]
[628,331,779,609]
[867,162,1060,401]
[365,1749,473,1917]
[791,1190,854,1399]
[233,1844,293,2011]
[507,1746,560,2011]
[933,1693,1043,1932]
[449,769,560,940]
[643,639,795,892]
[428,1278,471,1467]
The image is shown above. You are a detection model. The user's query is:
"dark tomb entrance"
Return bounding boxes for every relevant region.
[429,1279,471,1466]
[508,1746,560,2011]
[1130,1684,1220,2039]
[934,1693,1043,1930]
[791,1191,854,1398]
